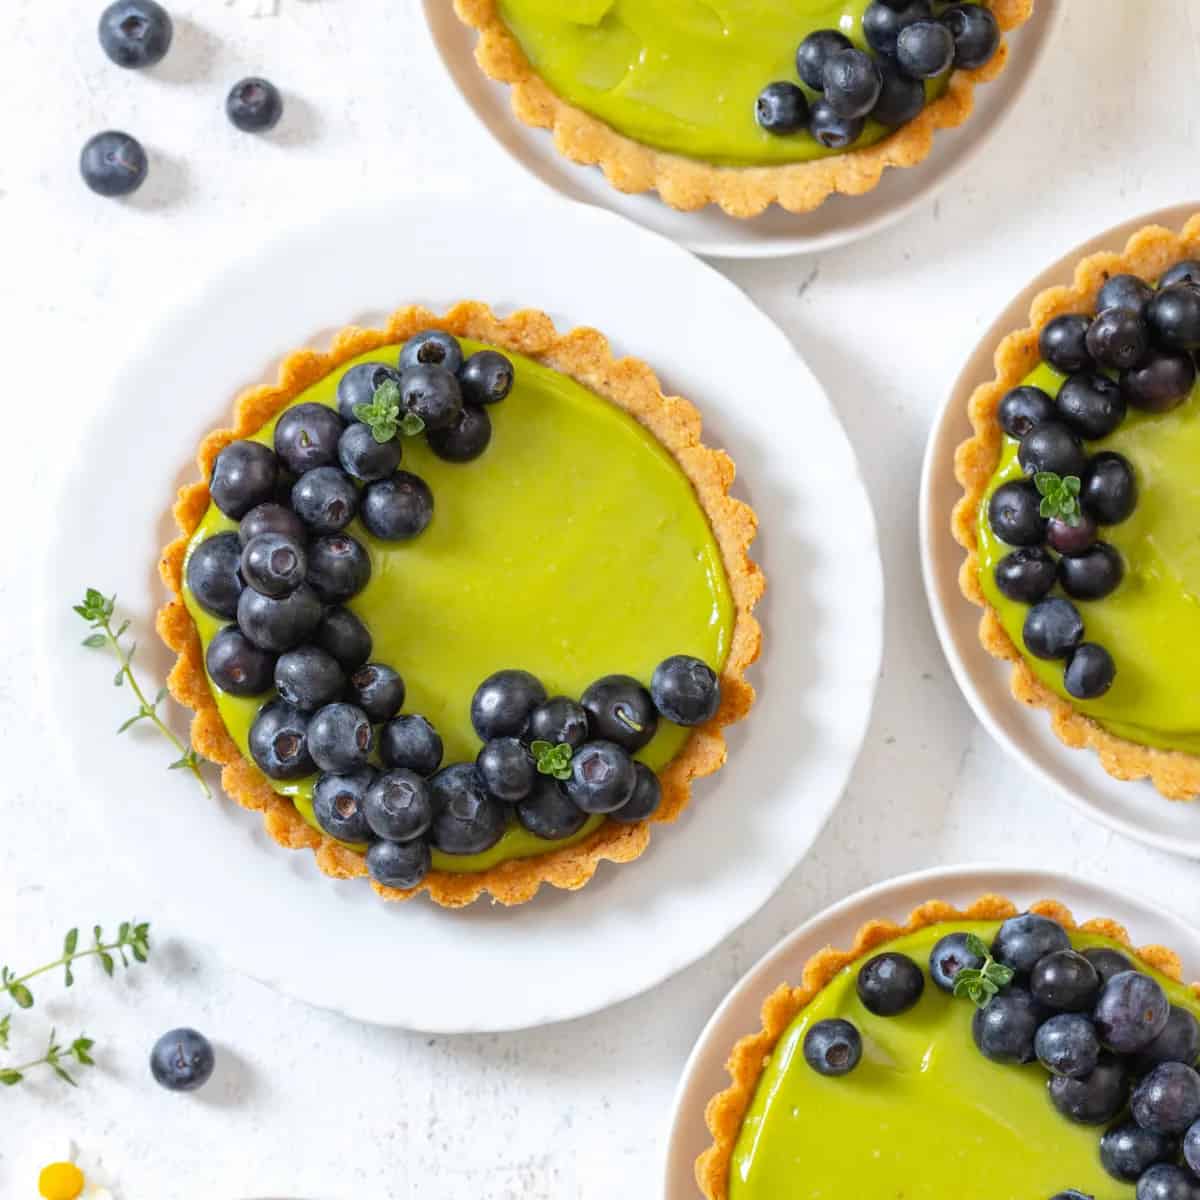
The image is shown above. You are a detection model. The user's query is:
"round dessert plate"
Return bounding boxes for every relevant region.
[663,862,1200,1197]
[37,190,882,1033]
[921,202,1200,859]
[420,1,1062,260]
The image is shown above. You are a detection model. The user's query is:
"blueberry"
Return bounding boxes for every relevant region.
[1084,946,1136,986]
[1148,284,1200,352]
[993,913,1072,975]
[1100,1121,1176,1183]
[240,532,306,598]
[401,365,463,432]
[206,625,275,696]
[429,763,507,855]
[237,583,321,653]
[338,422,402,482]
[458,351,514,405]
[186,532,244,618]
[1135,1163,1200,1200]
[98,0,172,68]
[379,715,443,776]
[755,82,810,134]
[238,501,306,547]
[988,480,1047,546]
[803,1019,863,1077]
[1137,1008,1200,1075]
[796,28,852,89]
[306,533,371,603]
[1031,950,1100,1011]
[307,702,373,773]
[999,385,1056,439]
[896,20,955,78]
[347,663,405,724]
[471,669,546,741]
[1036,1013,1101,1079]
[272,403,344,476]
[361,472,434,541]
[1018,422,1088,479]
[1059,543,1124,601]
[610,762,662,823]
[1048,1053,1130,1125]
[366,838,431,890]
[581,674,659,751]
[650,655,721,726]
[1161,260,1200,289]
[80,130,149,197]
[1098,273,1155,315]
[249,700,315,780]
[870,58,926,126]
[1084,311,1149,373]
[363,769,432,842]
[1185,1120,1200,1175]
[822,49,882,119]
[994,547,1057,603]
[226,77,283,133]
[474,737,535,803]
[312,767,375,842]
[526,697,589,749]
[1047,514,1098,558]
[1134,1064,1200,1136]
[863,0,931,58]
[337,362,403,425]
[808,100,865,150]
[427,405,492,463]
[1056,373,1128,439]
[1122,351,1197,413]
[563,740,637,814]
[939,2,1000,68]
[929,931,985,993]
[274,645,345,712]
[150,1028,214,1092]
[399,331,463,374]
[1064,643,1117,701]
[1023,599,1084,661]
[314,605,372,671]
[1082,452,1138,525]
[1094,972,1171,1053]
[292,467,358,534]
[210,440,279,519]
[856,953,925,1017]
[972,987,1043,1063]
[1040,315,1094,374]
[515,776,588,840]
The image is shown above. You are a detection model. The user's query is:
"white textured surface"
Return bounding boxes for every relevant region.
[2,1,1200,1198]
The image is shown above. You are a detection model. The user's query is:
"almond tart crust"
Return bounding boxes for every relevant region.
[696,893,1200,1200]
[953,215,1200,802]
[157,301,764,908]
[452,0,1034,219]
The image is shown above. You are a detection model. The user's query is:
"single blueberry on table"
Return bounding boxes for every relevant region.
[755,82,809,135]
[312,767,376,843]
[150,1028,214,1092]
[581,674,659,752]
[564,741,637,814]
[274,645,345,712]
[856,953,925,1017]
[1035,1013,1101,1079]
[928,931,985,993]
[458,350,514,406]
[427,404,492,463]
[98,1,173,68]
[475,737,535,803]
[361,472,434,541]
[81,131,149,197]
[609,763,662,823]
[205,625,275,697]
[240,532,306,599]
[796,28,851,90]
[399,331,464,374]
[516,776,589,841]
[803,1019,863,1077]
[366,838,431,890]
[1064,644,1117,701]
[236,583,322,653]
[209,440,279,519]
[363,769,433,843]
[471,669,547,741]
[186,532,244,619]
[379,714,443,777]
[227,77,284,133]
[1093,971,1170,1053]
[1048,1052,1130,1125]
[248,699,314,781]
[1100,1121,1176,1183]
[429,764,508,855]
[1023,599,1085,662]
[314,605,372,671]
[651,655,721,726]
[971,987,1042,1064]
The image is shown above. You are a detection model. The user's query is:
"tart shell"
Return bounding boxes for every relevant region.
[157,301,763,908]
[452,0,1034,219]
[696,892,1200,1200]
[953,214,1200,802]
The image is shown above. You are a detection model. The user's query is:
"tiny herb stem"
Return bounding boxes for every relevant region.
[7,942,124,992]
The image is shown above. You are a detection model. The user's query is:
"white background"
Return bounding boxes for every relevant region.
[2,1,1199,1197]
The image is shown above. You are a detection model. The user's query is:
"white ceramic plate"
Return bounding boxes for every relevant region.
[38,191,882,1033]
[420,1,1062,260]
[920,202,1200,860]
[662,862,1200,1198]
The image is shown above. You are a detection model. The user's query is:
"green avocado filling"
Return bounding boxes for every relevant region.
[182,340,733,873]
[731,923,1200,1200]
[495,0,953,166]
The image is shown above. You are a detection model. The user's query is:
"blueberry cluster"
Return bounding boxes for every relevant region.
[804,914,1200,1200]
[755,2,999,148]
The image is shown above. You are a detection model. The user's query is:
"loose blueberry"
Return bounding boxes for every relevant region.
[1018,421,1088,479]
[1036,1013,1101,1079]
[240,532,306,598]
[237,583,321,653]
[999,385,1057,439]
[1160,260,1200,289]
[1023,599,1085,661]
[338,422,402,482]
[458,350,514,405]
[206,625,275,697]
[1084,310,1149,372]
[1056,373,1127,439]
[99,0,173,68]
[610,762,662,823]
[1059,543,1124,601]
[1122,351,1197,413]
[361,472,434,541]
[796,28,852,89]
[366,838,431,890]
[988,480,1047,546]
[429,763,507,855]
[312,767,375,843]
[870,58,926,126]
[150,1028,214,1092]
[650,655,721,726]
[929,931,985,993]
[994,546,1057,603]
[1031,950,1100,1012]
[273,403,345,475]
[863,0,931,57]
[1082,452,1138,525]
[1135,1163,1200,1200]
[526,697,590,749]
[1133,1063,1200,1136]
[314,605,372,671]
[248,699,315,780]
[238,501,306,547]
[822,49,882,119]
[399,331,463,374]
[1084,946,1136,985]
[346,663,404,724]
[993,913,1072,975]
[1098,273,1156,316]
[337,362,403,425]
[1148,284,1200,352]
[1048,1053,1130,1125]
[563,740,637,814]
[1047,514,1098,558]
[1100,1122,1176,1183]
[896,20,955,78]
[306,533,371,603]
[939,2,1000,68]
[475,737,535,803]
[307,702,373,774]
[471,669,546,741]
[274,645,345,712]
[226,77,283,133]
[808,100,865,149]
[379,714,443,777]
[427,405,492,463]
[401,365,463,432]
[1040,315,1093,374]
[516,775,588,841]
[856,953,925,1017]
[1064,643,1117,700]
[80,130,148,197]
[755,82,810,134]
[972,987,1043,1064]
[803,1019,863,1077]
[210,440,279,519]
[363,769,433,843]
[581,674,659,752]
[291,467,358,535]
[186,532,244,618]
[1094,971,1171,1054]
[1137,1008,1200,1075]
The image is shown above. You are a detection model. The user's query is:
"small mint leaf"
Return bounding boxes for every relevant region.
[963,933,990,959]
[81,633,106,649]
[399,413,425,437]
[1034,471,1061,496]
[9,984,33,1010]
[0,1070,22,1086]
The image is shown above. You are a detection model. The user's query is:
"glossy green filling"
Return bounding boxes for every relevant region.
[496,0,951,166]
[977,364,1200,755]
[183,340,733,872]
[732,923,1200,1200]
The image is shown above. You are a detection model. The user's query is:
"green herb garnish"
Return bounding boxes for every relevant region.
[0,1030,96,1088]
[531,741,574,781]
[952,933,1015,1008]
[1034,471,1083,526]
[75,589,210,797]
[353,379,424,443]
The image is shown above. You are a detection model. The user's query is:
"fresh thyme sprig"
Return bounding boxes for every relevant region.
[1034,471,1083,526]
[1,922,151,1010]
[354,378,424,443]
[531,741,574,781]
[952,933,1015,1008]
[0,1030,95,1087]
[74,589,210,797]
